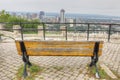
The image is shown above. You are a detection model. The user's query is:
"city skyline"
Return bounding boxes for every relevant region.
[0,0,120,16]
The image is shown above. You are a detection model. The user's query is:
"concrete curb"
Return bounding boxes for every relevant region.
[100,63,118,79]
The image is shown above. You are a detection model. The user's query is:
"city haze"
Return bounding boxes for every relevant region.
[0,0,120,16]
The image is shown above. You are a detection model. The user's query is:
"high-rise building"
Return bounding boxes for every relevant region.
[60,9,65,23]
[39,11,45,22]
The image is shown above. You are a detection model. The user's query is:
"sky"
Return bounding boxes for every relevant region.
[0,0,120,16]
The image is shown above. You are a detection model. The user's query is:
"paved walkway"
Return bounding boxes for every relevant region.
[0,41,120,80]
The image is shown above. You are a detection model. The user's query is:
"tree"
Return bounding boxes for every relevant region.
[0,10,10,22]
[0,10,40,34]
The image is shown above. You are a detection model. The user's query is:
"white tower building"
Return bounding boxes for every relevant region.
[60,9,65,23]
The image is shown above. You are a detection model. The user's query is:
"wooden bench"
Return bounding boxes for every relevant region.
[15,40,103,78]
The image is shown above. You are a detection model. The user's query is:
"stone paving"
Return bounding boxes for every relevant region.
[100,42,120,76]
[0,41,120,80]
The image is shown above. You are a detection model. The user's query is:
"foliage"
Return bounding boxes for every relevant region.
[0,10,39,24]
[67,25,87,33]
[0,10,10,22]
[0,10,40,33]
[16,64,44,80]
[88,64,112,79]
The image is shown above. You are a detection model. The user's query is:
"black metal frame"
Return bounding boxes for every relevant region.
[20,41,32,78]
[89,42,100,78]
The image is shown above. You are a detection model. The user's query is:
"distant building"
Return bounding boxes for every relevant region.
[31,13,38,19]
[26,13,32,20]
[66,18,76,27]
[60,9,65,23]
[10,12,17,16]
[39,11,45,22]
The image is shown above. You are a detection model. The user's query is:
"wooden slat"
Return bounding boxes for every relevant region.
[15,41,103,56]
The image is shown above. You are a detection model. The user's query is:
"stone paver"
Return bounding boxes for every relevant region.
[0,41,120,80]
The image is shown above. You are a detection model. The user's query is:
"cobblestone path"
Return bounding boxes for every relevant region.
[0,42,120,80]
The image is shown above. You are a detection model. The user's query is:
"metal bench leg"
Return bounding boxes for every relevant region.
[22,52,32,78]
[89,56,94,67]
[89,56,100,78]
[23,54,32,67]
[89,55,98,66]
[23,62,27,78]
[20,41,32,78]
[95,63,100,78]
[27,56,32,68]
[89,42,100,78]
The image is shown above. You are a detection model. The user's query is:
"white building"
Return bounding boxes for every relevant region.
[60,9,65,23]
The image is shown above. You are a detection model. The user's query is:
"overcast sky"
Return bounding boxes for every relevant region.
[0,0,120,16]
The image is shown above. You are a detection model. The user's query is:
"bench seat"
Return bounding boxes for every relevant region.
[15,41,103,56]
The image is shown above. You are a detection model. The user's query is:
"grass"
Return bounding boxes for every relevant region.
[16,63,44,80]
[52,66,64,71]
[0,34,4,36]
[15,63,120,80]
[87,64,112,79]
[16,64,64,80]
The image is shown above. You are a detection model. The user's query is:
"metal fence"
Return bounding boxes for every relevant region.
[0,22,120,42]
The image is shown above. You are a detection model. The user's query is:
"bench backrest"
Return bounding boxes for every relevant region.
[15,41,103,56]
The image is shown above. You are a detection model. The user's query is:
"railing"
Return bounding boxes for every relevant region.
[0,22,120,42]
